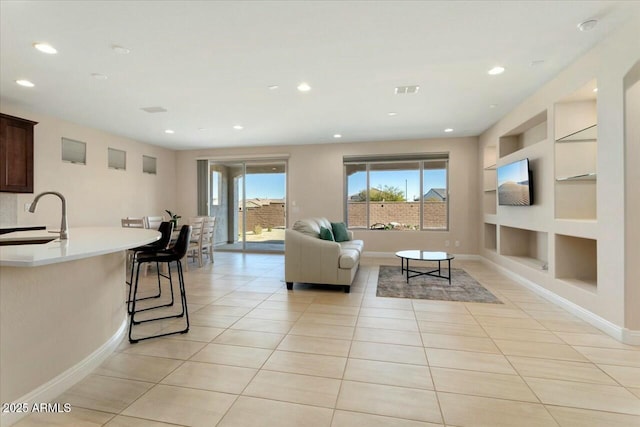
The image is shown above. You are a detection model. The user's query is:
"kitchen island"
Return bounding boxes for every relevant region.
[0,227,159,426]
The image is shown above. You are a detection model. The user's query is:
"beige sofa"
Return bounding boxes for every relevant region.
[285,217,364,293]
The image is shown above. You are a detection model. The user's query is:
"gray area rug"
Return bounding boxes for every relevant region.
[376,265,502,304]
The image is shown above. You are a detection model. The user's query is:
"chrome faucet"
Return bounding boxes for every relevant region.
[29,191,69,240]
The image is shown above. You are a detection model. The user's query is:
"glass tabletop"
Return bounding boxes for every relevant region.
[395,250,454,261]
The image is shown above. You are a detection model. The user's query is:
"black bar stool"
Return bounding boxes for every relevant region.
[126,221,174,315]
[128,224,191,343]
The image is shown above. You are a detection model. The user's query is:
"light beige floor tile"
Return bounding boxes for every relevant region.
[425,348,516,374]
[546,406,640,427]
[350,341,427,365]
[343,358,433,389]
[431,367,538,402]
[418,321,488,337]
[525,310,581,321]
[94,353,182,383]
[412,300,469,314]
[188,313,240,328]
[538,319,601,334]
[257,300,311,312]
[630,387,640,399]
[354,327,422,346]
[243,370,340,408]
[357,316,419,332]
[361,297,414,310]
[298,312,358,326]
[305,303,360,316]
[245,308,303,321]
[359,307,416,320]
[438,392,557,427]
[217,396,333,427]
[122,384,236,427]
[161,361,257,393]
[508,355,617,385]
[164,325,225,342]
[212,297,263,308]
[262,350,347,378]
[555,332,640,350]
[14,407,114,427]
[277,335,351,357]
[213,329,284,349]
[416,312,478,325]
[465,305,531,318]
[575,346,640,368]
[474,315,545,330]
[595,364,640,387]
[121,339,206,360]
[190,343,272,368]
[229,317,294,334]
[57,375,153,413]
[421,333,500,353]
[525,377,640,415]
[289,322,355,340]
[494,339,589,362]
[336,380,442,424]
[331,410,442,427]
[104,415,186,426]
[195,305,253,317]
[483,326,564,343]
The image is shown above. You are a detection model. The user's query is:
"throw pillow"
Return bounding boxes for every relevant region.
[319,226,335,241]
[331,222,350,242]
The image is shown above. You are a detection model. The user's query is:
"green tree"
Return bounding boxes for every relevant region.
[354,185,405,201]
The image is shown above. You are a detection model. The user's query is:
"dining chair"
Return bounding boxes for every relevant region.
[121,217,146,228]
[144,215,165,230]
[186,217,205,271]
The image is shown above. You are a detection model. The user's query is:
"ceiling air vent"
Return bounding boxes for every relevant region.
[395,85,420,95]
[140,106,167,113]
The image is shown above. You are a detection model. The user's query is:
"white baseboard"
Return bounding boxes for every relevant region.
[481,257,640,345]
[1,319,127,427]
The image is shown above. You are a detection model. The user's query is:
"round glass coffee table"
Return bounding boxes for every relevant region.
[395,250,455,284]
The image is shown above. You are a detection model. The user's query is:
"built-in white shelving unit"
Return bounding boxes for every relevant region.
[499,111,547,158]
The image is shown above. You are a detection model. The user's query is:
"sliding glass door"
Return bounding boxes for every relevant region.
[205,159,287,252]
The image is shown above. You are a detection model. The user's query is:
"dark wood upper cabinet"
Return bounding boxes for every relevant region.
[0,113,37,193]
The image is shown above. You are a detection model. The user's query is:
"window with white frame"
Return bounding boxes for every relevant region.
[344,154,448,230]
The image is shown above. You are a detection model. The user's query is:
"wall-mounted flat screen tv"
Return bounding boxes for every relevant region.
[497,158,533,206]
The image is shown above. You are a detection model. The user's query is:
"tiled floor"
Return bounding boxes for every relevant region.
[15,253,640,426]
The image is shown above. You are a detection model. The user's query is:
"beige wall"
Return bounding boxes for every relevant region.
[478,18,640,330]
[624,61,640,330]
[0,104,178,228]
[176,136,479,254]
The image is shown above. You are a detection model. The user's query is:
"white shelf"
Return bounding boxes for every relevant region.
[505,255,549,273]
[556,124,597,142]
[556,172,597,182]
[484,188,497,192]
[484,164,496,170]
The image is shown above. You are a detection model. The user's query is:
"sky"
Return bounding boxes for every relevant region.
[497,159,529,186]
[241,168,447,200]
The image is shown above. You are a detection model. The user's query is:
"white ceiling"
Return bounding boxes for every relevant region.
[1,1,638,150]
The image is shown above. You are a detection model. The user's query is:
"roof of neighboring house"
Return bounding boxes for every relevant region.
[415,188,447,201]
[243,198,285,208]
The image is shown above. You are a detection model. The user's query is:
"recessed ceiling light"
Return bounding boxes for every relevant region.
[16,79,34,87]
[530,60,545,67]
[488,66,505,75]
[33,42,57,54]
[577,19,598,32]
[164,129,175,134]
[141,106,167,113]
[198,127,208,131]
[388,112,398,116]
[489,104,497,109]
[593,88,598,93]
[91,73,108,80]
[333,134,342,138]
[395,85,420,94]
[112,45,131,54]
[233,125,244,130]
[297,82,311,92]
[268,85,279,90]
[444,128,454,133]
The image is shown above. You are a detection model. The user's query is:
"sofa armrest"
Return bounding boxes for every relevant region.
[285,229,341,283]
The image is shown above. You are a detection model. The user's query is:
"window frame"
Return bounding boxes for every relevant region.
[343,154,449,231]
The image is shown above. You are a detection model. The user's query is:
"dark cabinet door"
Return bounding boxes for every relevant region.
[0,113,37,193]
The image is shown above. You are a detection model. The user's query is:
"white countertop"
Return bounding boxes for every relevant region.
[0,227,160,267]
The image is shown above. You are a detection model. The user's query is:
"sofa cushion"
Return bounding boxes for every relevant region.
[319,226,335,241]
[331,222,350,242]
[339,249,359,269]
